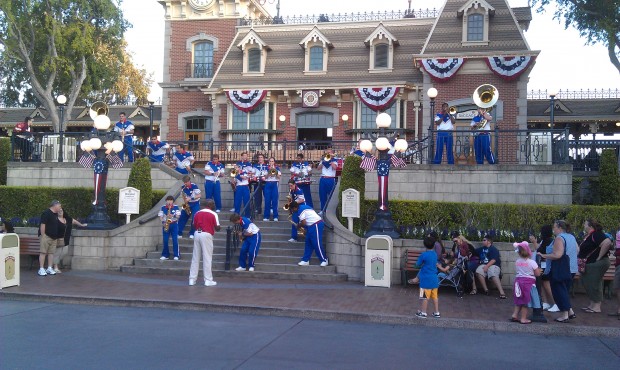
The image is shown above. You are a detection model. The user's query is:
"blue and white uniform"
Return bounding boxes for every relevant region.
[234,169,251,218]
[114,120,135,162]
[253,162,269,214]
[262,166,280,220]
[433,112,454,165]
[158,205,181,258]
[296,205,327,264]
[173,150,194,174]
[290,185,305,241]
[178,182,201,238]
[238,217,261,269]
[204,161,225,212]
[147,140,169,162]
[470,112,495,165]
[290,161,314,208]
[319,157,337,212]
[351,149,364,157]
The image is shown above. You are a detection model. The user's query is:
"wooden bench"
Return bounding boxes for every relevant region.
[401,249,422,286]
[572,255,616,299]
[19,235,40,270]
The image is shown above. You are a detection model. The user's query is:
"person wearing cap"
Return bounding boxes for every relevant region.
[511,241,541,324]
[287,178,305,243]
[38,200,63,276]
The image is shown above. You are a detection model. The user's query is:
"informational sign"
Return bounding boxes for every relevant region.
[341,188,360,218]
[118,187,140,215]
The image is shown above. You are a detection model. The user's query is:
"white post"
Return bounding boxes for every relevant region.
[126,214,131,224]
[348,217,353,232]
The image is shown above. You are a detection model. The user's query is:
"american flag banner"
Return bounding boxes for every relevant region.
[106,153,124,169]
[78,152,95,168]
[390,155,407,168]
[359,155,377,172]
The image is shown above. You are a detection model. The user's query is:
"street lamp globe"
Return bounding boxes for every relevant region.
[57,95,67,105]
[94,115,111,130]
[427,87,438,99]
[89,137,102,150]
[80,141,92,152]
[342,114,349,122]
[112,140,124,153]
[394,138,408,153]
[548,89,557,98]
[376,112,391,128]
[360,139,373,153]
[375,137,390,151]
[147,93,157,104]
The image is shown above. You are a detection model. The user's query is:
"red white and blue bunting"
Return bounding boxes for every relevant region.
[226,90,268,112]
[419,58,466,81]
[356,87,400,112]
[485,56,535,81]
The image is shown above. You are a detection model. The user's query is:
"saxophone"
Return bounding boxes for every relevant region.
[182,192,192,215]
[163,206,173,232]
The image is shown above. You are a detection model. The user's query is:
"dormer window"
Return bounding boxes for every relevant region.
[237,30,270,76]
[299,27,332,75]
[365,23,398,73]
[458,0,495,46]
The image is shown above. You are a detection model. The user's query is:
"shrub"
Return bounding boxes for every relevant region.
[127,158,153,214]
[0,137,10,185]
[598,149,620,205]
[337,155,368,233]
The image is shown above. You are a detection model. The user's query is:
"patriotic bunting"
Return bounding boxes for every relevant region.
[485,56,535,81]
[226,90,268,112]
[356,87,400,112]
[419,58,466,81]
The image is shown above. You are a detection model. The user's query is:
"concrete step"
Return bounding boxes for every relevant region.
[133,257,336,273]
[157,240,306,252]
[146,251,303,263]
[150,245,305,258]
[119,265,347,282]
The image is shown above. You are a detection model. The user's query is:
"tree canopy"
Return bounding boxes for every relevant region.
[0,0,152,131]
[532,0,620,75]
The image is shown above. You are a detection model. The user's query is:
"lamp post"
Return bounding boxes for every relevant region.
[148,95,156,139]
[57,95,67,162]
[341,114,349,129]
[427,88,438,163]
[549,90,557,130]
[359,112,408,239]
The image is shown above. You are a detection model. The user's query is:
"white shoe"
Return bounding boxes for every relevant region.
[54,268,62,274]
[235,266,245,271]
[288,238,297,243]
[38,268,47,276]
[46,267,56,275]
[230,208,235,212]
[542,302,551,311]
[216,210,220,213]
[263,218,269,221]
[189,234,194,239]
[160,256,168,260]
[249,267,255,272]
[298,261,309,266]
[548,304,560,312]
[273,218,278,221]
[189,279,196,286]
[204,280,217,286]
[320,261,328,267]
[177,235,182,239]
[173,257,179,261]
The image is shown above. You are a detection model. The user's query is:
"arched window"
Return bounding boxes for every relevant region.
[309,46,324,71]
[193,41,214,78]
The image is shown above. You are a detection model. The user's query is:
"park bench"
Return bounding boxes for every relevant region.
[18,235,40,269]
[572,255,616,299]
[400,249,422,286]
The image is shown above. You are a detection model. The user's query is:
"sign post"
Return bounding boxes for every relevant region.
[341,188,360,232]
[118,187,140,224]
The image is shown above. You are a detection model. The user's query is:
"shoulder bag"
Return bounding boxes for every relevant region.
[577,247,599,274]
[551,236,571,282]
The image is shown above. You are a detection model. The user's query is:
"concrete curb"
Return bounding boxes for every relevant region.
[2,291,618,338]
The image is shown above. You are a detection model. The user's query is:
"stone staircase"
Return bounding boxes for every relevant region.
[120,171,347,281]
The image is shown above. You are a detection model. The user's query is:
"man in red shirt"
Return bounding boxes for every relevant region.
[189,199,220,286]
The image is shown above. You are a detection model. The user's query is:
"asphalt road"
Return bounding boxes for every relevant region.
[1,300,618,370]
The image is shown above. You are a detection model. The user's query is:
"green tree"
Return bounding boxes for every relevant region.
[127,157,153,214]
[0,0,137,130]
[598,149,620,205]
[531,1,620,74]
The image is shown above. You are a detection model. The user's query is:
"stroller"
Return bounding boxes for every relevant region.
[438,256,467,297]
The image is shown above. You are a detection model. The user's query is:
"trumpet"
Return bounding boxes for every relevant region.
[449,106,457,115]
[323,153,332,161]
[269,167,278,176]
[230,168,238,177]
[282,195,293,212]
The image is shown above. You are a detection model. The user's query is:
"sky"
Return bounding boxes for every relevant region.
[121,0,620,102]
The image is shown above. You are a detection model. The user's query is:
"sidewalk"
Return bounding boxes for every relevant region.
[1,269,619,337]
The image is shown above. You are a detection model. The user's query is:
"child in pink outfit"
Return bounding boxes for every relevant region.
[511,241,541,324]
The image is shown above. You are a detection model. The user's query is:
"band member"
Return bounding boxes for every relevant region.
[287,178,305,243]
[158,195,181,260]
[189,199,220,286]
[433,103,455,165]
[14,116,34,162]
[173,144,195,175]
[147,136,170,163]
[236,151,253,173]
[114,112,135,162]
[290,201,328,267]
[470,108,496,165]
[178,175,201,239]
[263,157,281,221]
[230,213,262,272]
[233,164,251,218]
[204,154,225,213]
[351,139,364,157]
[318,148,338,215]
[290,153,314,208]
[253,153,269,215]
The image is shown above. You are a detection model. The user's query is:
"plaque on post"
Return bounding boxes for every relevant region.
[341,188,360,232]
[118,187,140,224]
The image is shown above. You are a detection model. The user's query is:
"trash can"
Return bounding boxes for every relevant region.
[0,233,20,289]
[364,235,392,287]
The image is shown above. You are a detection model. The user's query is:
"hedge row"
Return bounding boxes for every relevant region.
[0,138,10,185]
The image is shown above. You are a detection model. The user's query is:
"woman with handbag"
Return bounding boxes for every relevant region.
[578,219,612,313]
[538,220,577,323]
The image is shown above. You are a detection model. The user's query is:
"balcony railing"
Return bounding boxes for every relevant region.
[239,9,439,26]
[186,63,214,79]
[527,88,620,100]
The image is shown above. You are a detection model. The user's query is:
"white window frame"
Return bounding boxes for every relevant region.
[186,33,219,80]
[237,29,269,76]
[365,23,398,73]
[227,103,268,145]
[300,27,332,75]
[459,0,494,46]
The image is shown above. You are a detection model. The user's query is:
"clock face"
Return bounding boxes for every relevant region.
[189,0,212,10]
[303,90,319,107]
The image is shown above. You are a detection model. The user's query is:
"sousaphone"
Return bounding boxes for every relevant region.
[472,84,498,129]
[89,101,109,120]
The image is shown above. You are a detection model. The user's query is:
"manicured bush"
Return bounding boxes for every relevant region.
[0,137,10,185]
[337,155,369,234]
[598,149,620,205]
[127,157,153,214]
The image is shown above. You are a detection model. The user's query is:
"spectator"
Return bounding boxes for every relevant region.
[472,235,506,299]
[14,116,34,162]
[0,218,15,233]
[231,213,262,272]
[189,199,220,286]
[531,225,560,312]
[611,221,620,319]
[408,231,445,285]
[511,241,541,324]
[415,236,442,319]
[53,207,86,273]
[38,200,63,276]
[578,219,612,313]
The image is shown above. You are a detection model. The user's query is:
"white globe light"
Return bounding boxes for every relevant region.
[94,115,111,130]
[147,93,158,104]
[359,139,373,153]
[80,141,92,152]
[103,142,113,150]
[376,137,390,151]
[394,138,408,153]
[112,140,124,153]
[56,95,67,104]
[427,87,438,98]
[89,138,102,150]
[342,114,349,122]
[376,113,391,128]
[279,115,286,122]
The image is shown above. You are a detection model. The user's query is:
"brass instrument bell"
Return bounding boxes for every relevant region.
[323,153,332,161]
[230,168,238,177]
[472,84,499,109]
[269,167,278,176]
[89,101,109,120]
[449,106,457,115]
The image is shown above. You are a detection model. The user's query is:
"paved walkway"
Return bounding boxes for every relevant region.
[2,269,619,337]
